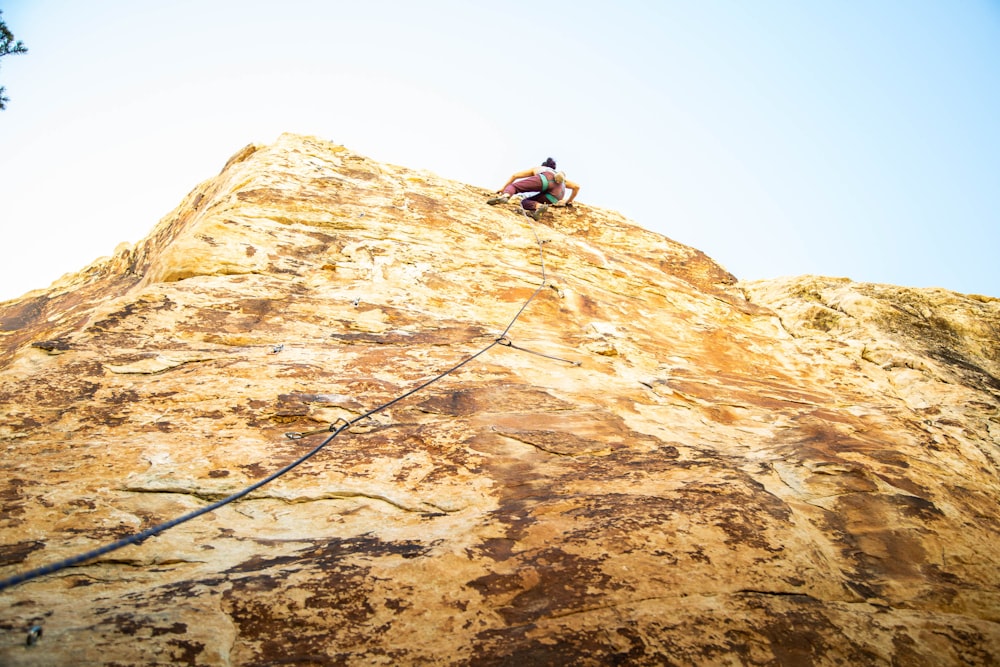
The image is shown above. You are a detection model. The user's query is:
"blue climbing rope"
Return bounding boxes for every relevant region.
[0,205,559,592]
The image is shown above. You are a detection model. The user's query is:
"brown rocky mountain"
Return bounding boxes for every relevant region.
[1,133,998,666]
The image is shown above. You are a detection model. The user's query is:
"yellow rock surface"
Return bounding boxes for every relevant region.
[1,134,998,665]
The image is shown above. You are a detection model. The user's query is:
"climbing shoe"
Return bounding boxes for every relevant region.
[487,193,510,205]
[529,204,549,221]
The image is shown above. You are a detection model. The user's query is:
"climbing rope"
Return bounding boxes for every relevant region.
[497,336,581,367]
[0,205,567,593]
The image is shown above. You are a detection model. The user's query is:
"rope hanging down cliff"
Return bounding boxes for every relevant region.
[0,207,569,593]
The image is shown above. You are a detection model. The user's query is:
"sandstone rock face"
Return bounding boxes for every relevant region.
[1,134,998,665]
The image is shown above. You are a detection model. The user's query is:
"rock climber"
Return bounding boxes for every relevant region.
[487,157,580,220]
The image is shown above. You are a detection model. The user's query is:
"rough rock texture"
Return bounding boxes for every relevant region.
[1,133,998,666]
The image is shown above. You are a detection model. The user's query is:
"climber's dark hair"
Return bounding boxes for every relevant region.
[542,157,557,169]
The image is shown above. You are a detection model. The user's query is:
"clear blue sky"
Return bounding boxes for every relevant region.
[1,0,998,301]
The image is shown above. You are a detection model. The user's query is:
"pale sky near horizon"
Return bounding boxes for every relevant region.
[1,1,998,303]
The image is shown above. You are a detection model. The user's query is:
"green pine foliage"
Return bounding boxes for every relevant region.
[0,10,28,110]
